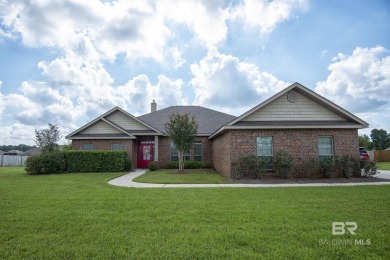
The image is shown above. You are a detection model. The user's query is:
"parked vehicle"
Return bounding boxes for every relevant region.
[359,147,369,160]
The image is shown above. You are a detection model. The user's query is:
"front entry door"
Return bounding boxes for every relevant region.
[137,142,154,168]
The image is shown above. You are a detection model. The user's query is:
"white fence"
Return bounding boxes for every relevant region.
[0,155,29,167]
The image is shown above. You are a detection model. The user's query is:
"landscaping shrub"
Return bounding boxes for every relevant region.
[64,150,127,173]
[295,158,320,179]
[319,156,343,178]
[341,156,360,178]
[360,160,378,177]
[148,161,158,171]
[25,155,44,175]
[231,155,266,179]
[25,151,67,175]
[124,159,132,171]
[164,161,211,169]
[273,150,294,179]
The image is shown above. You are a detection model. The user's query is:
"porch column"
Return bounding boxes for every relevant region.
[154,136,159,161]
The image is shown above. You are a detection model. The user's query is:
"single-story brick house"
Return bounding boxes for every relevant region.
[66,82,368,177]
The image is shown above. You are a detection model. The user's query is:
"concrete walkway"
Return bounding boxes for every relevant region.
[108,169,390,188]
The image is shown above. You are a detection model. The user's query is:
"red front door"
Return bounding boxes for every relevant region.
[137,142,154,168]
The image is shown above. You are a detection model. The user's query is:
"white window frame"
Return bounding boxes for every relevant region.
[256,137,273,168]
[318,136,334,160]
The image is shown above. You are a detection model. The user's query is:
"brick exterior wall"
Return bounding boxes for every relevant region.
[72,136,213,169]
[72,139,136,168]
[212,129,359,177]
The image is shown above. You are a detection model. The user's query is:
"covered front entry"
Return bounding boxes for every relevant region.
[137,141,154,168]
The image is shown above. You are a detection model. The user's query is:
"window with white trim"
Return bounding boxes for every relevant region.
[256,137,273,168]
[318,136,334,160]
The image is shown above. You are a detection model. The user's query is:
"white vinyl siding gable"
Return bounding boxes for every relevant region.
[79,120,122,134]
[105,111,151,130]
[241,91,347,122]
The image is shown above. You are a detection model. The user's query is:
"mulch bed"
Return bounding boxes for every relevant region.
[236,176,390,184]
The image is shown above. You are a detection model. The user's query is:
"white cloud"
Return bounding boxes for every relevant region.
[315,46,390,114]
[191,48,289,115]
[315,46,390,133]
[0,123,36,145]
[169,48,186,69]
[0,0,171,61]
[159,0,228,48]
[0,0,305,62]
[117,74,187,115]
[230,0,307,34]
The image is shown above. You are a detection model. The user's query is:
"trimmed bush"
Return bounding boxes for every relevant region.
[164,161,211,169]
[273,150,294,179]
[231,155,266,179]
[25,151,67,175]
[360,160,378,177]
[148,161,158,171]
[294,158,320,179]
[64,150,128,173]
[124,159,132,171]
[341,156,360,178]
[319,156,343,178]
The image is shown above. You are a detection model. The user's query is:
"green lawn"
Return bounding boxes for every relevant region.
[133,169,235,184]
[1,167,390,259]
[377,162,390,170]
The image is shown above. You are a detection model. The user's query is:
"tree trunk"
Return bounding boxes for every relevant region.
[178,150,184,173]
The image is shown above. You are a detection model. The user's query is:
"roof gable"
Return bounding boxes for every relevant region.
[66,107,162,139]
[240,89,347,122]
[106,110,154,131]
[209,83,369,139]
[228,83,368,127]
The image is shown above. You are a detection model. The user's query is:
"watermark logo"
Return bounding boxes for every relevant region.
[318,222,371,246]
[332,222,357,235]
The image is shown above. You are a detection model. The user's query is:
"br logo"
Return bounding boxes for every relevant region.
[332,222,357,235]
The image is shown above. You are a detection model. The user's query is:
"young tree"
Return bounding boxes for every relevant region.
[35,123,62,152]
[370,128,390,150]
[165,113,198,173]
[358,134,372,150]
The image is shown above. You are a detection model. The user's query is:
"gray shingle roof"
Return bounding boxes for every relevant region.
[138,106,236,135]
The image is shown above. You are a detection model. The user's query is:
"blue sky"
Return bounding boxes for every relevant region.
[0,0,389,145]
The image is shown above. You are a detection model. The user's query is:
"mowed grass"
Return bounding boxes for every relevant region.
[1,167,390,259]
[133,169,235,184]
[377,162,390,170]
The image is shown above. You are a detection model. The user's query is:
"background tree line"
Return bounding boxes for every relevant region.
[359,128,390,150]
[0,144,36,152]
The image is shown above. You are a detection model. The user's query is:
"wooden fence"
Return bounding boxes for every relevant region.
[374,150,390,162]
[0,155,29,167]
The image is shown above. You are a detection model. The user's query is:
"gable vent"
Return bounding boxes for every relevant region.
[287,91,298,103]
